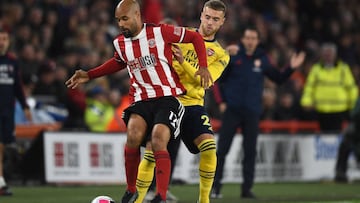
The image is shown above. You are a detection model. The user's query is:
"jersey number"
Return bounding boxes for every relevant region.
[201,115,213,131]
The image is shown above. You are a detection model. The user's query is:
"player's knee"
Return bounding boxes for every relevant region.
[151,137,168,151]
[151,124,171,151]
[126,131,143,148]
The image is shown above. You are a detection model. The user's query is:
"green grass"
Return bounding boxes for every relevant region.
[1,182,360,203]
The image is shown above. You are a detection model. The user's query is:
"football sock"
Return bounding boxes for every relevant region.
[198,139,217,203]
[124,146,140,193]
[135,150,156,203]
[154,150,171,200]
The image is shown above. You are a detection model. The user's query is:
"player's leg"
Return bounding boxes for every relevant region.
[144,119,182,202]
[166,136,181,201]
[194,134,216,203]
[125,114,147,192]
[151,96,184,201]
[151,123,171,201]
[0,113,14,196]
[135,142,155,203]
[180,106,216,203]
[0,143,5,186]
[121,103,149,203]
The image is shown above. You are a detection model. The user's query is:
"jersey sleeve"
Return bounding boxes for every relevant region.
[88,57,126,79]
[161,24,186,44]
[161,25,207,68]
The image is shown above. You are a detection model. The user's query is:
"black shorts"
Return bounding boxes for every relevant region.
[0,108,16,144]
[180,105,214,154]
[122,96,184,146]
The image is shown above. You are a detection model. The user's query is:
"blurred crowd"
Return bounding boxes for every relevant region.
[1,0,360,132]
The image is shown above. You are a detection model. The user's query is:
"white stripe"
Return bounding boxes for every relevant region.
[179,27,186,43]
[113,39,125,61]
[124,38,143,102]
[138,31,157,98]
[174,99,185,138]
[153,27,175,95]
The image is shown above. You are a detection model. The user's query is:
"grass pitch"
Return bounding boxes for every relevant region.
[0,182,360,203]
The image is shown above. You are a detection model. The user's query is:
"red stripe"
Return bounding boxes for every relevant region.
[131,38,150,101]
[117,36,127,61]
[146,27,169,97]
[118,36,144,102]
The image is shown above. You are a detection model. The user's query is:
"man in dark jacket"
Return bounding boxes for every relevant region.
[335,98,360,182]
[0,28,31,196]
[211,26,305,199]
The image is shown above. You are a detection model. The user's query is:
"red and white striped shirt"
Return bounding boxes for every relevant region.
[88,23,207,103]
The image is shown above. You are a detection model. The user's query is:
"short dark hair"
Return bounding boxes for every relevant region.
[204,0,227,15]
[242,25,260,39]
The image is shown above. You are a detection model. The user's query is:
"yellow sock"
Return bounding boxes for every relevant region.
[135,150,155,203]
[197,139,217,203]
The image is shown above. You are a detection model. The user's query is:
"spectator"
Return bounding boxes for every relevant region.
[106,89,130,133]
[301,43,358,133]
[261,87,277,120]
[15,73,55,124]
[84,85,114,132]
[273,91,298,121]
[211,26,305,199]
[0,28,31,196]
[63,83,87,130]
[33,60,62,104]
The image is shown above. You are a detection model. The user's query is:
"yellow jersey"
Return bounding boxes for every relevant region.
[173,38,229,106]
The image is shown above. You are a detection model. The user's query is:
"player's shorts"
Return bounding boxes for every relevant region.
[122,96,184,146]
[180,105,214,154]
[0,107,16,144]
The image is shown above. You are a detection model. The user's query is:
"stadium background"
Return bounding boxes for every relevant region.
[1,0,360,202]
[1,0,360,127]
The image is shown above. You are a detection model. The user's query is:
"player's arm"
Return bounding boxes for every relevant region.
[14,67,29,110]
[182,30,214,88]
[173,45,229,85]
[14,63,32,121]
[14,62,32,122]
[66,57,126,89]
[208,52,230,82]
[162,24,212,88]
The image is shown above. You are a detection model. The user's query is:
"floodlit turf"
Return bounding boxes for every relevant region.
[0,182,360,203]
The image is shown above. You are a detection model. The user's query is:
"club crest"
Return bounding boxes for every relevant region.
[207,48,215,56]
[253,59,261,72]
[148,39,156,48]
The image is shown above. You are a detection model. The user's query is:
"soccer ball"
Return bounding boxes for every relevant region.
[91,195,115,203]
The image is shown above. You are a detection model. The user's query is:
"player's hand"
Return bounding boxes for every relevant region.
[23,108,32,123]
[290,51,306,69]
[65,69,89,89]
[195,67,213,89]
[226,44,239,55]
[219,102,227,113]
[172,44,184,64]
